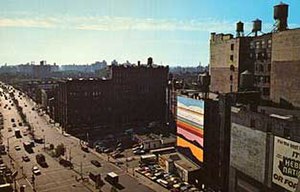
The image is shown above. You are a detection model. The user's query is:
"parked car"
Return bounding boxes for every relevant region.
[91,160,101,167]
[103,148,113,153]
[81,145,89,152]
[59,158,73,167]
[133,149,145,155]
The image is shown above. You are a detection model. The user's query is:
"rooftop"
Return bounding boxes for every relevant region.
[160,152,200,172]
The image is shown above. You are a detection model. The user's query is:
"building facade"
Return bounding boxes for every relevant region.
[53,62,169,137]
[229,104,300,192]
[210,8,300,107]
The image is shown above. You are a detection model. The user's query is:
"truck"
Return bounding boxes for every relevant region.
[36,154,47,167]
[14,129,21,138]
[106,172,118,185]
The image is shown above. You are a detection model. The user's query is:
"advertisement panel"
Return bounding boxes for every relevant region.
[273,136,300,192]
[231,123,266,183]
[176,96,204,163]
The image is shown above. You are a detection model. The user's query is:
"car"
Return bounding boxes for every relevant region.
[15,146,21,151]
[32,166,41,175]
[91,160,101,167]
[103,148,113,153]
[22,131,28,136]
[59,158,73,167]
[63,133,70,137]
[116,147,124,153]
[22,155,30,162]
[112,153,124,158]
[81,145,89,152]
[133,149,145,155]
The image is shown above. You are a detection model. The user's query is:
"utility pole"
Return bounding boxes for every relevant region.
[80,162,83,179]
[69,147,72,162]
[43,135,45,149]
[7,137,9,153]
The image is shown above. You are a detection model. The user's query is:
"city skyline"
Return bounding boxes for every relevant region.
[0,0,300,66]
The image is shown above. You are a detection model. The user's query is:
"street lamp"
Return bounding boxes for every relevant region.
[7,135,14,153]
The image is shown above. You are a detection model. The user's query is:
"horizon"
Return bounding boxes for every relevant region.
[1,0,300,66]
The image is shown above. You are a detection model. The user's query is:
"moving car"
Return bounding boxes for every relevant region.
[36,154,48,167]
[22,155,30,162]
[15,145,21,151]
[32,166,41,175]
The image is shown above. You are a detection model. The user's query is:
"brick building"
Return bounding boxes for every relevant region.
[209,3,300,108]
[229,103,300,192]
[53,60,169,137]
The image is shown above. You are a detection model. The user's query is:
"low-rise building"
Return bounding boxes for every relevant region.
[158,152,201,186]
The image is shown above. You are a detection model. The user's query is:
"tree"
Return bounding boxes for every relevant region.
[49,144,54,150]
[55,143,65,157]
[111,186,118,192]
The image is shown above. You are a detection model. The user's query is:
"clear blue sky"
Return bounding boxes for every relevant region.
[0,0,299,66]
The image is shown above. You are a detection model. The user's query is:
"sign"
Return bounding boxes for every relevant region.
[273,136,300,192]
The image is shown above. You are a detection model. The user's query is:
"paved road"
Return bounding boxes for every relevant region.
[1,84,164,192]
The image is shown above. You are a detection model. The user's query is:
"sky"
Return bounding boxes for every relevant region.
[0,0,299,66]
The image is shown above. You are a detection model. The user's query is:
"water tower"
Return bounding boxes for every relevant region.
[274,2,289,31]
[236,21,244,37]
[252,19,262,36]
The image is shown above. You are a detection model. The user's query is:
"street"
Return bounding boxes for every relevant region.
[0,85,163,192]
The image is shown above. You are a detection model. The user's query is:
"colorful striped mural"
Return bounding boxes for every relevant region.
[176,96,204,163]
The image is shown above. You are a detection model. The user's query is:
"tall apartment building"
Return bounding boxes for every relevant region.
[210,3,300,107]
[53,58,169,137]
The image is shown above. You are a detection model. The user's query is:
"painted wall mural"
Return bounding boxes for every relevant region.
[176,96,204,163]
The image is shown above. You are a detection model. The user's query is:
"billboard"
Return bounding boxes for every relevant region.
[176,96,204,163]
[273,136,300,192]
[231,123,266,183]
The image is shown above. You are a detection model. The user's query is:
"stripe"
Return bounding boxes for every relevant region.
[177,121,203,137]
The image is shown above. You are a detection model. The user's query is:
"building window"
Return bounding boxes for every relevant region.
[230,55,234,61]
[231,44,234,51]
[267,122,272,132]
[284,127,291,138]
[259,65,264,72]
[263,88,270,96]
[256,41,260,49]
[250,119,255,128]
[268,39,272,48]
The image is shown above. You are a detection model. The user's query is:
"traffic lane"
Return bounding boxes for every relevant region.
[14,91,156,192]
[1,97,92,192]
[4,135,91,192]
